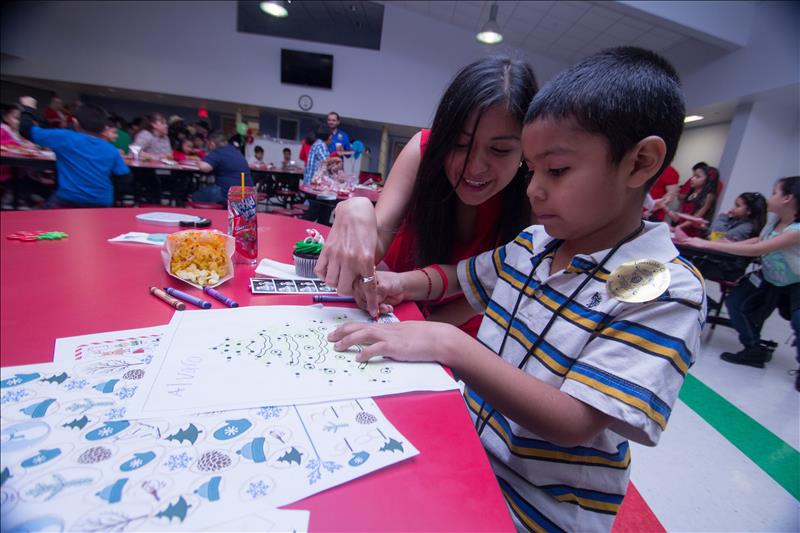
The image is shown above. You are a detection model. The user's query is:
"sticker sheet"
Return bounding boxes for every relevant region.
[250,278,336,294]
[127,306,456,418]
[1,345,418,531]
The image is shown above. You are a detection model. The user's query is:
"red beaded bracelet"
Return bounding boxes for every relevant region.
[416,268,433,300]
[428,264,448,303]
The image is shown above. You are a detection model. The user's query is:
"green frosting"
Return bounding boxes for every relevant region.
[294,240,323,255]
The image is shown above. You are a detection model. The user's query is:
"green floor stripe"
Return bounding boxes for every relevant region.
[679,373,800,500]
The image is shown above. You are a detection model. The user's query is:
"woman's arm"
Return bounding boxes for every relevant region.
[683,230,800,256]
[316,131,424,314]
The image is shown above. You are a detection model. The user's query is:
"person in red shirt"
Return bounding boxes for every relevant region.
[315,57,538,336]
[645,165,679,221]
[299,132,313,163]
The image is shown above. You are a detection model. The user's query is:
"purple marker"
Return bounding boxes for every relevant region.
[203,286,240,308]
[164,287,211,309]
[313,295,356,303]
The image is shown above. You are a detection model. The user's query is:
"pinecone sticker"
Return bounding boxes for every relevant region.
[123,369,145,380]
[196,450,232,472]
[78,446,112,464]
[355,412,377,425]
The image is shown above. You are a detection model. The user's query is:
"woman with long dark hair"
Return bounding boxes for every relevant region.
[316,56,537,334]
[667,163,720,236]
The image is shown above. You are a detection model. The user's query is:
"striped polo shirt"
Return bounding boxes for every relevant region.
[456,222,705,533]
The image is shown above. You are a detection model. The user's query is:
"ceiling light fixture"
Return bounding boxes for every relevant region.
[260,1,288,18]
[476,3,503,44]
[684,115,704,123]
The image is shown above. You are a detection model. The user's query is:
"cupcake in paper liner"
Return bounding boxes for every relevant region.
[293,229,324,278]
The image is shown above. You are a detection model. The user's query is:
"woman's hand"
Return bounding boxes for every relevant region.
[315,197,380,313]
[350,271,405,316]
[328,320,465,365]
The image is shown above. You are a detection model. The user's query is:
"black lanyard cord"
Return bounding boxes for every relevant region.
[473,222,645,437]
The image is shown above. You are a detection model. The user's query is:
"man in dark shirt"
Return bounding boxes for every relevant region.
[193,131,253,204]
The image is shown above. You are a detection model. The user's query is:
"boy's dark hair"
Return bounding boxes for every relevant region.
[525,46,685,191]
[409,55,538,266]
[75,104,110,134]
[777,176,800,222]
[283,148,291,154]
[254,146,264,153]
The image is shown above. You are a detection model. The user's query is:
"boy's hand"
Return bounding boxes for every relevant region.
[328,321,464,365]
[351,271,404,315]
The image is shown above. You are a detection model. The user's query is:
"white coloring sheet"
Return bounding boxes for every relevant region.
[127,306,456,418]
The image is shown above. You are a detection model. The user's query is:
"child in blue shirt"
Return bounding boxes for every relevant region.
[330,47,703,532]
[19,97,129,208]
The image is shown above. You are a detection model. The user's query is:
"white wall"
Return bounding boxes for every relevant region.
[718,89,800,209]
[678,1,800,108]
[0,1,566,129]
[672,122,731,184]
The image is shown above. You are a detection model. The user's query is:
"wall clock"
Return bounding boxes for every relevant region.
[298,94,313,111]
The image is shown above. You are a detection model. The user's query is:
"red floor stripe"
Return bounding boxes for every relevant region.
[612,482,666,533]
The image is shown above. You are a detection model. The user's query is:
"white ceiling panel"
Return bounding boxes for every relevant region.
[548,1,591,23]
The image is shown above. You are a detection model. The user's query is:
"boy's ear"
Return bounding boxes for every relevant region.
[626,136,666,189]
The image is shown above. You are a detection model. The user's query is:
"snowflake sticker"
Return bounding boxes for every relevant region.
[256,406,285,420]
[98,427,114,437]
[64,378,90,391]
[104,407,127,420]
[1,389,32,404]
[142,354,154,365]
[163,452,192,471]
[117,386,138,400]
[224,426,239,437]
[245,480,270,499]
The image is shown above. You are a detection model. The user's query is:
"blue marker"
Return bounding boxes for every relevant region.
[313,295,356,303]
[203,286,239,308]
[164,287,212,309]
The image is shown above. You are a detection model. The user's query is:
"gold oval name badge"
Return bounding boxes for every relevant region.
[606,259,670,303]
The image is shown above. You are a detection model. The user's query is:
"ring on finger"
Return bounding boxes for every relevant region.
[360,275,376,284]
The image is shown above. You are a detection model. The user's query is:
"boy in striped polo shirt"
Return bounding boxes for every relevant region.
[331,47,704,532]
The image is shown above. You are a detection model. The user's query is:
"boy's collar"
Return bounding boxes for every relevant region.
[530,222,679,274]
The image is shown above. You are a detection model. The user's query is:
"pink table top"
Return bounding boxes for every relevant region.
[0,208,513,532]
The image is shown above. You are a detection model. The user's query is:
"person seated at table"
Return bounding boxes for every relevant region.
[304,123,331,185]
[696,192,767,242]
[315,56,537,335]
[1,103,55,208]
[172,138,202,163]
[192,133,207,157]
[131,113,171,160]
[249,145,267,167]
[108,114,131,155]
[665,163,719,237]
[332,47,701,533]
[279,147,297,171]
[682,176,799,383]
[191,131,253,204]
[326,111,351,155]
[18,96,131,208]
